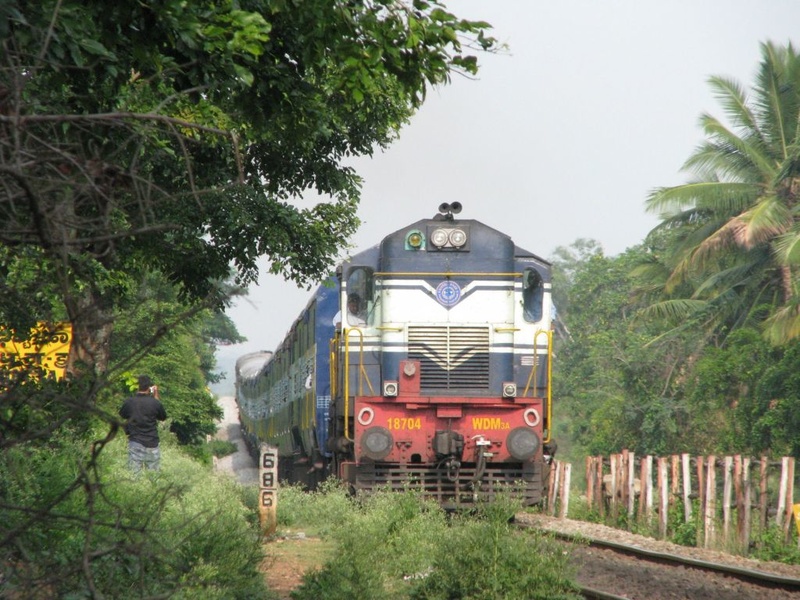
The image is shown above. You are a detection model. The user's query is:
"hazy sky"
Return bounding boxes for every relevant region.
[214,1,800,392]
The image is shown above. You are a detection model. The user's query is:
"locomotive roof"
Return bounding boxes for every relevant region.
[343,216,552,268]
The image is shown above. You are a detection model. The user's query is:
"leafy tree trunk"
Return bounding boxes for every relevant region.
[66,289,113,375]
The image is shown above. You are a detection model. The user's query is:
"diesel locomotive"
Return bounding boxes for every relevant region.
[235,203,556,507]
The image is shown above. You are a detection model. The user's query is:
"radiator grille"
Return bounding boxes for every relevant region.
[408,326,490,390]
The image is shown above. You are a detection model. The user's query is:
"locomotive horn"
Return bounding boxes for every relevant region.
[438,202,451,214]
[450,201,462,214]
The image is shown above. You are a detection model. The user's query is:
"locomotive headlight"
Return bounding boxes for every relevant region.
[361,426,393,460]
[506,427,540,460]
[502,382,517,398]
[383,380,399,397]
[430,228,449,248]
[405,229,425,250]
[448,228,467,247]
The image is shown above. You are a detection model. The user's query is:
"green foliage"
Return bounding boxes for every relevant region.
[285,488,580,600]
[277,480,356,538]
[667,500,700,548]
[749,524,800,564]
[1,0,496,351]
[410,496,580,600]
[0,434,269,599]
[644,42,800,346]
[209,439,239,458]
[553,242,697,459]
[107,270,225,444]
[184,439,240,465]
[290,487,450,600]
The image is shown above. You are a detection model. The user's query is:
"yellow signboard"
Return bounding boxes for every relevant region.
[793,503,800,537]
[0,323,72,382]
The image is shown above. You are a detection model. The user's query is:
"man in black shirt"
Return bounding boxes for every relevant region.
[119,375,167,472]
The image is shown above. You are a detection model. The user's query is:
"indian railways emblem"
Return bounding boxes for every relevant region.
[435,281,461,307]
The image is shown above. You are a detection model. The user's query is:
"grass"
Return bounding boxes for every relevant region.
[274,484,582,600]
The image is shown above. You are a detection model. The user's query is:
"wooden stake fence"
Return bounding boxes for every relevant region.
[583,452,798,555]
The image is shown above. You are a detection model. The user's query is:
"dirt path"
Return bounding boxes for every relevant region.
[213,395,259,486]
[213,396,323,598]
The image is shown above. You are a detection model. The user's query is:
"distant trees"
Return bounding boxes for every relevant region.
[552,241,699,458]
[553,41,800,461]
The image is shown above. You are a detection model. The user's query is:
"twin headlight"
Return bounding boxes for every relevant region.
[430,227,468,249]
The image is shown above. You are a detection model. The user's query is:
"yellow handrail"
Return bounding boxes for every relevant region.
[523,329,553,443]
[329,334,339,400]
[545,328,552,444]
[341,327,375,441]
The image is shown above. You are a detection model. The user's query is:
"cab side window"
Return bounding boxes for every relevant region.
[522,268,544,322]
[346,267,373,326]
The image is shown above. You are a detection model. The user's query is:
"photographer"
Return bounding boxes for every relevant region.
[119,375,167,472]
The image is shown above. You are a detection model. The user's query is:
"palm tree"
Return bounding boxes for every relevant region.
[644,41,800,345]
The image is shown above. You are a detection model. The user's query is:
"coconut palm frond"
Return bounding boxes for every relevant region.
[645,181,758,215]
[735,195,792,248]
[687,221,739,270]
[753,42,800,160]
[773,225,800,265]
[638,299,708,322]
[684,139,764,183]
[707,75,759,133]
[763,303,800,345]
[696,115,777,179]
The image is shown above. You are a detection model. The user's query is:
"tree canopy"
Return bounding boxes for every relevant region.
[0,0,495,372]
[0,4,497,593]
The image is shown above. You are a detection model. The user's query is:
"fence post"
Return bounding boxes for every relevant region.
[697,455,705,520]
[670,455,680,507]
[779,457,796,540]
[639,456,652,524]
[658,457,668,539]
[627,451,636,519]
[759,456,769,529]
[735,456,751,554]
[704,456,716,549]
[609,454,619,519]
[548,458,560,516]
[681,453,692,523]
[594,456,605,517]
[560,462,572,518]
[723,456,733,547]
[586,456,595,512]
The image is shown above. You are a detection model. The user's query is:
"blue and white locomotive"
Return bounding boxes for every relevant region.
[235,203,556,507]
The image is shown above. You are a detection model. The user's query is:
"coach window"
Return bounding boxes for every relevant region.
[522,268,544,322]
[346,267,373,326]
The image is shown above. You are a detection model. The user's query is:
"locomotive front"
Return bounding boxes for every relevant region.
[329,204,555,507]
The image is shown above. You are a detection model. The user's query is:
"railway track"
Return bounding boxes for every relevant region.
[516,520,800,600]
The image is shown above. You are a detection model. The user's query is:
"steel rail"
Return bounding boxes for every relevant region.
[518,522,800,593]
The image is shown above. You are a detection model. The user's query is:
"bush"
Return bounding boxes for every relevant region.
[287,488,581,600]
[0,433,270,599]
[289,487,449,600]
[410,495,582,600]
[749,524,800,564]
[277,479,355,537]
